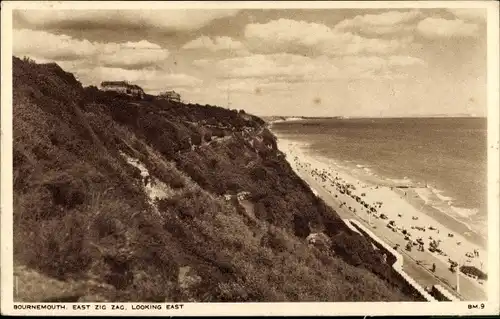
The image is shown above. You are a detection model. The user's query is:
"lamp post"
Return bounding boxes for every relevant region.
[456,258,464,293]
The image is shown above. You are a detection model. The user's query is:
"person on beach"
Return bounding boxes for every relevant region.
[406,242,412,251]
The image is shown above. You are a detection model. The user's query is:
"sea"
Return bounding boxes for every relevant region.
[271,117,488,248]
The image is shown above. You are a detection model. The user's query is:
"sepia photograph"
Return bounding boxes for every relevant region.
[1,1,499,316]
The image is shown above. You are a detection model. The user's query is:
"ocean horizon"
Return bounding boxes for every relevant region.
[271,117,488,247]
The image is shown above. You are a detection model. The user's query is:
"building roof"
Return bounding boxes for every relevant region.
[161,90,179,94]
[101,81,129,86]
[129,84,144,91]
[101,81,144,92]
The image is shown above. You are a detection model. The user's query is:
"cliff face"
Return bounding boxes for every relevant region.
[12,57,415,302]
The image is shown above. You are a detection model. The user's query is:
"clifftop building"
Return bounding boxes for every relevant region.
[158,90,181,103]
[100,81,145,99]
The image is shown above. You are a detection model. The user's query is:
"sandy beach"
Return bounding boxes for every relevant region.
[275,135,488,299]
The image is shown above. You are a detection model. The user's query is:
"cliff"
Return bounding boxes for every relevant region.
[12,56,416,302]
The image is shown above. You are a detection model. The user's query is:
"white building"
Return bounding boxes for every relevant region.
[100,81,145,99]
[158,90,181,102]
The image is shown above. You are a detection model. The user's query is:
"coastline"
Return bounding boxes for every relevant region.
[271,129,487,249]
[271,130,488,300]
[269,117,488,247]
[310,148,487,249]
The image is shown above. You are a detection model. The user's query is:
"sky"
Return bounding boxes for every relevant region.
[12,6,488,117]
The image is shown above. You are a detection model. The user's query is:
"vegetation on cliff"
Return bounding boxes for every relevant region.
[12,56,417,302]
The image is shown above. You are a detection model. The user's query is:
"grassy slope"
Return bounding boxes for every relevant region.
[12,56,417,302]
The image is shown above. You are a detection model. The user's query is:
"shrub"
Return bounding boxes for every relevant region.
[25,213,92,279]
[251,167,267,181]
[12,56,414,302]
[260,227,292,253]
[191,132,202,146]
[147,160,185,189]
[292,214,310,238]
[203,132,212,142]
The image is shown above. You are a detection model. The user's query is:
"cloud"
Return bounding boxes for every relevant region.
[97,42,170,69]
[244,18,413,56]
[387,55,426,67]
[215,80,258,93]
[121,40,162,50]
[211,53,425,82]
[13,29,170,69]
[334,10,422,35]
[216,54,324,80]
[182,36,248,54]
[417,17,479,38]
[216,79,292,94]
[335,55,424,79]
[447,9,486,22]
[192,58,211,68]
[14,9,241,32]
[13,29,97,61]
[157,73,203,89]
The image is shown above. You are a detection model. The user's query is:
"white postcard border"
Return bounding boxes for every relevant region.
[1,1,499,316]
